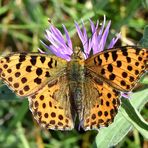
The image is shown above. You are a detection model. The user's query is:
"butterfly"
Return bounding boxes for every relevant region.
[0,46,147,130]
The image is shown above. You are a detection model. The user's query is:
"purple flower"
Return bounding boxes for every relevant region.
[43,16,120,61]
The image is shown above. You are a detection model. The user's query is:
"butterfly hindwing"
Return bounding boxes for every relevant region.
[0,53,67,97]
[85,46,148,92]
[81,69,121,130]
[28,74,74,130]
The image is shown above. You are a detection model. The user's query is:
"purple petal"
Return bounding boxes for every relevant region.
[49,45,71,61]
[97,15,106,42]
[97,20,111,52]
[45,30,63,49]
[108,33,121,48]
[48,26,70,51]
[81,20,88,43]
[75,20,90,57]
[75,21,84,43]
[62,24,73,49]
[89,19,95,33]
[91,32,99,54]
[89,19,99,33]
[50,26,65,41]
[43,25,73,60]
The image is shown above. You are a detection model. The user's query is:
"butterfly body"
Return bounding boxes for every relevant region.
[0,46,147,130]
[67,47,86,120]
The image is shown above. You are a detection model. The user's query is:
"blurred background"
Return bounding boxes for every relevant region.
[0,0,148,148]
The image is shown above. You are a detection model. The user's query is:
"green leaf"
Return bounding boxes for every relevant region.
[95,88,148,148]
[0,85,20,101]
[142,0,148,8]
[139,25,148,47]
[140,75,148,84]
[0,3,10,15]
[121,97,148,138]
[3,99,28,140]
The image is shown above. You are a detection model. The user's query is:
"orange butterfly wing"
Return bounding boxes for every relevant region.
[85,46,148,92]
[0,53,67,97]
[29,75,74,130]
[81,46,148,130]
[78,70,120,130]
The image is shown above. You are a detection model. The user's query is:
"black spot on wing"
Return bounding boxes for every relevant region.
[34,77,42,84]
[16,63,21,69]
[126,57,131,63]
[48,58,53,68]
[45,71,50,77]
[122,72,128,78]
[121,48,128,56]
[135,47,140,55]
[30,56,37,66]
[19,54,26,62]
[120,80,126,86]
[101,68,105,74]
[116,61,122,67]
[24,85,30,91]
[111,50,118,61]
[40,56,46,63]
[36,68,43,76]
[5,57,10,62]
[104,52,109,61]
[127,65,132,71]
[109,74,116,80]
[107,64,113,72]
[97,56,102,65]
[26,66,32,72]
[55,60,57,67]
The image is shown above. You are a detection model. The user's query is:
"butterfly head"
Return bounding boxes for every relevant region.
[71,47,85,60]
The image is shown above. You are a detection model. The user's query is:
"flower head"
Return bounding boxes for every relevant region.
[42,17,131,99]
[43,16,120,61]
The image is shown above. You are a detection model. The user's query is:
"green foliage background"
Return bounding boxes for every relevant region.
[0,0,148,148]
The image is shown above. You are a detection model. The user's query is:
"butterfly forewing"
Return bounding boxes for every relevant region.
[0,53,67,97]
[85,47,148,92]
